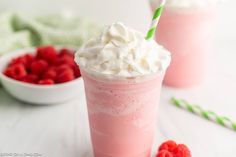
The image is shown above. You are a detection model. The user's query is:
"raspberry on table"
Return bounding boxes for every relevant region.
[156,150,173,157]
[157,140,191,157]
[172,144,191,157]
[159,140,177,152]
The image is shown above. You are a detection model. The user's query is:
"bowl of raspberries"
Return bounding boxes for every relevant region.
[0,45,83,105]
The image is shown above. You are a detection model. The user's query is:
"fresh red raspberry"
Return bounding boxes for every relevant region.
[157,141,191,157]
[56,69,75,83]
[24,53,35,63]
[159,140,177,152]
[9,56,27,66]
[9,54,34,70]
[172,144,191,157]
[43,68,57,80]
[56,64,72,74]
[55,56,75,67]
[4,64,27,80]
[3,46,78,85]
[4,67,14,77]
[9,54,35,70]
[72,65,81,78]
[24,54,35,61]
[38,79,54,85]
[156,150,173,157]
[21,74,38,83]
[30,60,48,75]
[58,48,74,58]
[36,46,57,64]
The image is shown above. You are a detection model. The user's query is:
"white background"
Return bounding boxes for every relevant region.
[0,0,236,157]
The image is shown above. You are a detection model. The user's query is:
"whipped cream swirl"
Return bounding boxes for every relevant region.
[75,22,171,78]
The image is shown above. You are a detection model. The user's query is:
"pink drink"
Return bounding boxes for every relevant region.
[75,22,170,157]
[82,70,164,157]
[155,7,215,87]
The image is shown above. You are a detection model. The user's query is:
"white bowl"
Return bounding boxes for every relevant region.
[0,47,83,105]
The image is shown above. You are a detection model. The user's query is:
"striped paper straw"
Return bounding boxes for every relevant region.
[171,97,236,132]
[146,0,166,40]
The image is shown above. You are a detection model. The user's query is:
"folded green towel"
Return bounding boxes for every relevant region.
[0,13,32,55]
[14,14,102,47]
[0,12,102,55]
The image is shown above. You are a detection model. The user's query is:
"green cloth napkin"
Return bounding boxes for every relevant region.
[14,14,102,47]
[0,12,102,55]
[0,12,32,54]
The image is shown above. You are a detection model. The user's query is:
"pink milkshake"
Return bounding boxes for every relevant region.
[82,71,164,157]
[75,22,171,157]
[151,1,216,87]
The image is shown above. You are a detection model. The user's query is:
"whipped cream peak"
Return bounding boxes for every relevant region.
[75,22,171,78]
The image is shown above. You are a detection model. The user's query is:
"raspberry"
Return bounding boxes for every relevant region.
[156,150,173,157]
[157,141,191,157]
[24,54,35,61]
[3,46,77,85]
[58,48,74,58]
[56,69,75,83]
[172,144,191,157]
[43,69,57,80]
[9,54,34,70]
[56,64,72,74]
[4,67,14,77]
[72,65,81,77]
[38,79,54,85]
[10,56,27,66]
[55,56,75,67]
[30,60,48,75]
[36,46,57,64]
[159,140,177,152]
[21,74,38,83]
[4,64,27,80]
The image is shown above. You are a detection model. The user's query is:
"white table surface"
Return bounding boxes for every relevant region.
[0,0,236,157]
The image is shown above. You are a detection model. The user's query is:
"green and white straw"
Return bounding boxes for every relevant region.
[171,97,236,132]
[146,0,166,40]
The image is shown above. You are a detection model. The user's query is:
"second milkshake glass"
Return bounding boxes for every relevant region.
[81,70,165,157]
[151,5,216,87]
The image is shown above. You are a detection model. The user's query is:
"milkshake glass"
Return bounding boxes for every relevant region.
[75,22,171,157]
[81,70,164,157]
[151,0,217,87]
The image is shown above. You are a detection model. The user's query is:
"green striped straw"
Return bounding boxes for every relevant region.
[146,0,166,40]
[171,97,236,132]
